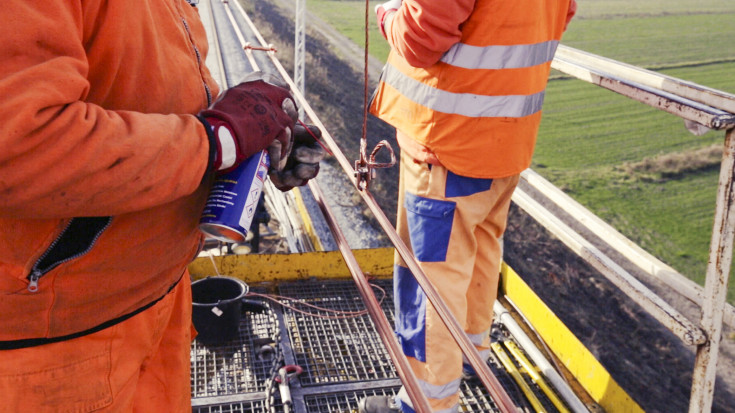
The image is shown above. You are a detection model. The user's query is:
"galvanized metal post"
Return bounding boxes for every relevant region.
[294,0,306,120]
[689,127,735,412]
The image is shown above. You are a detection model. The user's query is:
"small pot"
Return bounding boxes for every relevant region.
[191,276,249,345]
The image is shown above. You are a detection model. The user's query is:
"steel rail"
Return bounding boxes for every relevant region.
[552,50,735,131]
[218,0,310,253]
[227,2,519,411]
[216,1,432,410]
[555,45,735,116]
[512,186,707,345]
[520,168,735,329]
[308,181,433,412]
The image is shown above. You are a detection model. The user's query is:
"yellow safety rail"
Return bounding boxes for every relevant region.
[501,263,643,412]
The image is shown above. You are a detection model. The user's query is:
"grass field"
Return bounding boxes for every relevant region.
[305,0,735,302]
[537,1,735,301]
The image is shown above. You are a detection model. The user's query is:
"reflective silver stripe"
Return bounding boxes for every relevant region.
[441,40,560,69]
[463,348,490,365]
[416,376,461,400]
[383,63,545,118]
[467,330,489,346]
[397,385,460,412]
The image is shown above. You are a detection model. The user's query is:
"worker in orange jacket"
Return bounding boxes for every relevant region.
[362,0,576,411]
[0,1,323,411]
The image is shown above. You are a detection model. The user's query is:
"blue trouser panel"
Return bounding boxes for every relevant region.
[404,192,456,263]
[394,264,427,361]
[393,152,519,412]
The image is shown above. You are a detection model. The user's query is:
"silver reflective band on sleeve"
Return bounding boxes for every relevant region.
[441,40,560,70]
[383,64,545,118]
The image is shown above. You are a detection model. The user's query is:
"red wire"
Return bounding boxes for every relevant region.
[297,119,333,156]
[247,283,387,320]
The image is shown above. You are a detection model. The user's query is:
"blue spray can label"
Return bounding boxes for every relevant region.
[199,150,270,243]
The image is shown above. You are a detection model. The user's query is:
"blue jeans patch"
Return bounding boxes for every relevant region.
[394,265,427,362]
[405,192,455,262]
[445,171,492,198]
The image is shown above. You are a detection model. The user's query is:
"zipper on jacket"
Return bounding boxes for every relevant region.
[27,217,112,292]
[181,17,213,106]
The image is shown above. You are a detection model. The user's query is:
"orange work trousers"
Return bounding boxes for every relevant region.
[393,152,519,412]
[0,273,193,412]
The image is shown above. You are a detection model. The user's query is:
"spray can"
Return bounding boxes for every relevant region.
[199,150,270,243]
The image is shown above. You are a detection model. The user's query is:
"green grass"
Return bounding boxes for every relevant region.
[563,12,735,68]
[537,1,735,302]
[305,0,735,303]
[306,0,392,62]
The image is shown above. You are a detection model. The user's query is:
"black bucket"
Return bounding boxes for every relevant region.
[191,276,249,345]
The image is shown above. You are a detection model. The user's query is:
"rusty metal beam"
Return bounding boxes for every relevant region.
[552,52,735,131]
[555,45,735,116]
[689,127,735,412]
[512,187,707,346]
[521,168,735,329]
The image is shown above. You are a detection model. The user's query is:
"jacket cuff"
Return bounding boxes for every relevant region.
[196,115,218,180]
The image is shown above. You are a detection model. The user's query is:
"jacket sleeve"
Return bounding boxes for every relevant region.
[0,1,212,219]
[385,0,476,68]
[566,0,577,30]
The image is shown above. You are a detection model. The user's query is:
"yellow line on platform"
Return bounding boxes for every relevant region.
[189,247,395,283]
[501,263,644,413]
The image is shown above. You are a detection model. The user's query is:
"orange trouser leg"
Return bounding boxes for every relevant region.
[0,274,193,413]
[393,152,518,412]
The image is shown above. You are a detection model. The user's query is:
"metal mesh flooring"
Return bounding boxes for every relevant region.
[191,288,278,398]
[190,279,567,412]
[278,280,397,385]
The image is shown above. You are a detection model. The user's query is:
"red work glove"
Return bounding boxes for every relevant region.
[269,124,326,192]
[375,0,402,39]
[199,72,298,174]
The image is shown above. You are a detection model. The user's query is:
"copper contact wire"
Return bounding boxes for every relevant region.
[218,2,431,411]
[222,2,518,411]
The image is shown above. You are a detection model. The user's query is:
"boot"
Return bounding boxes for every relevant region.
[358,395,401,413]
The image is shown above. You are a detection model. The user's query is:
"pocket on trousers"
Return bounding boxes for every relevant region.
[0,351,113,413]
[405,192,456,262]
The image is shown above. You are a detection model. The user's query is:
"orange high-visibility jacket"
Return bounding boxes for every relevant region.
[370,0,576,178]
[0,0,219,345]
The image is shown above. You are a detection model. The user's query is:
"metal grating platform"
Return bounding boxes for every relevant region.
[190,278,567,412]
[193,400,266,413]
[278,280,397,385]
[191,287,279,399]
[303,387,401,413]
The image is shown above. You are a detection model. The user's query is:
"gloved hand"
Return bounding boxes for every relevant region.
[375,0,402,39]
[269,123,326,192]
[199,72,298,174]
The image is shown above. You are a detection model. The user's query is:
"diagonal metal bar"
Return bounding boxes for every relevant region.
[223,2,519,411]
[226,8,518,413]
[308,180,432,412]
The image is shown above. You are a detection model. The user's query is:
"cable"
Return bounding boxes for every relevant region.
[246,282,386,320]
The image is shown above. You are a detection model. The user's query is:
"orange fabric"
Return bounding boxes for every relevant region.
[375,80,543,178]
[386,0,475,68]
[371,0,576,178]
[0,0,219,341]
[394,153,519,409]
[0,274,193,412]
[396,130,442,166]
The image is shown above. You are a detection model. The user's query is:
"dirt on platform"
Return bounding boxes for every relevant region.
[242,0,735,411]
